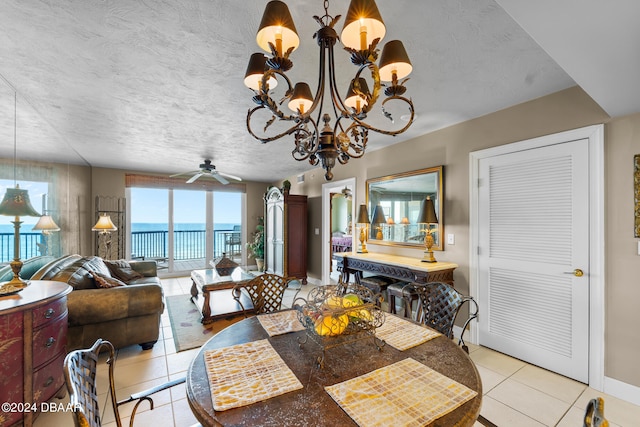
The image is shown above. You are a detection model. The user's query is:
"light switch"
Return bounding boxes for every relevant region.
[637,241,640,255]
[447,234,455,245]
[315,228,320,235]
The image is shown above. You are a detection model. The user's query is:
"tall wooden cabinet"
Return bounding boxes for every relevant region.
[264,187,308,284]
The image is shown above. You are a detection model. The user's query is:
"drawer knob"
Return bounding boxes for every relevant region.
[44,308,55,319]
[45,337,56,348]
[44,376,54,387]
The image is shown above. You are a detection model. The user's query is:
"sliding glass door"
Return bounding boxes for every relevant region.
[128,187,243,274]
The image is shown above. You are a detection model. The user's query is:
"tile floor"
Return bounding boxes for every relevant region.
[35,276,640,426]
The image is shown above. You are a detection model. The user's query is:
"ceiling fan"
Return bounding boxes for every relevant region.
[170,159,241,185]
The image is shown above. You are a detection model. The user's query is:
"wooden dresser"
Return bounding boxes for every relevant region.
[0,281,72,426]
[264,187,308,284]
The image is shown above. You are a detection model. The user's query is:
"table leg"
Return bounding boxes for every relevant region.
[201,290,213,324]
[190,279,199,303]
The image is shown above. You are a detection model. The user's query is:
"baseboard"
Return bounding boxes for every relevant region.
[604,376,640,406]
[306,277,323,286]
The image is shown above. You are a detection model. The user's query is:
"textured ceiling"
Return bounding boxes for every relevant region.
[1,0,623,183]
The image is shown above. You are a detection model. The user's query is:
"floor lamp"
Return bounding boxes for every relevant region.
[92,213,118,259]
[32,214,61,255]
[0,185,42,290]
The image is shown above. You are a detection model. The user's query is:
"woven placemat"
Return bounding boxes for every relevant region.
[204,339,303,411]
[257,309,305,337]
[375,315,441,351]
[325,358,477,427]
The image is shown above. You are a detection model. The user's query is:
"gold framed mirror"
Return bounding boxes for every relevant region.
[366,166,444,250]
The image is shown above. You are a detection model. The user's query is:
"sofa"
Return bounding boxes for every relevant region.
[0,255,56,282]
[30,254,164,351]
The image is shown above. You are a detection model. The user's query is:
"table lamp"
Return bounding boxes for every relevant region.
[371,204,386,240]
[417,196,438,263]
[356,204,370,253]
[0,185,42,289]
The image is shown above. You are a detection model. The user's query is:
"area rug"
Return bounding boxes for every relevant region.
[165,295,245,352]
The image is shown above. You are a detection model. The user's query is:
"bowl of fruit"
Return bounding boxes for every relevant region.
[295,283,385,339]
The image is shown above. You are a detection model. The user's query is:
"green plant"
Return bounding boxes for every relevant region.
[247,216,265,259]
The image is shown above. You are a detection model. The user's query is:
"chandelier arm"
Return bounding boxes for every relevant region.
[333,117,368,159]
[343,95,415,137]
[291,119,320,161]
[246,106,308,144]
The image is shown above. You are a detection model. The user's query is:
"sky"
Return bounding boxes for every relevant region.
[130,188,241,224]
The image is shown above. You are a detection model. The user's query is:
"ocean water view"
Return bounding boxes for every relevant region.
[0,222,241,263]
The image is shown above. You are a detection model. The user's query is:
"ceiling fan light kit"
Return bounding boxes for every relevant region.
[245,0,415,181]
[170,160,242,185]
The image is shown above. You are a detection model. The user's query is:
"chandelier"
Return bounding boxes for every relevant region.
[244,0,415,180]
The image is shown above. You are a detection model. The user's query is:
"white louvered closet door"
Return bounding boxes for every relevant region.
[478,139,590,382]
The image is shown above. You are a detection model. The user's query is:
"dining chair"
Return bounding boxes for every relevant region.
[404,281,479,353]
[584,397,609,427]
[232,273,291,315]
[63,338,185,427]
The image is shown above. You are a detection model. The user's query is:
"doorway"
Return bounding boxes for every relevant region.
[469,125,604,388]
[322,177,356,284]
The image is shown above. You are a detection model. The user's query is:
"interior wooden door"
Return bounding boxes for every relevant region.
[477,139,590,382]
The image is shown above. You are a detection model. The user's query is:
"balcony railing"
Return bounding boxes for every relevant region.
[0,232,43,263]
[131,229,240,261]
[0,229,240,264]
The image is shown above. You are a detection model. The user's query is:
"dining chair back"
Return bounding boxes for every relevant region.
[64,338,185,427]
[584,397,609,427]
[405,282,479,352]
[233,273,290,315]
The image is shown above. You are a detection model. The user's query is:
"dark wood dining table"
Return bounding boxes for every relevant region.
[186,314,482,427]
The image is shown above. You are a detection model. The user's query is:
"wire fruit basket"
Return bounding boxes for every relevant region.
[294,282,386,368]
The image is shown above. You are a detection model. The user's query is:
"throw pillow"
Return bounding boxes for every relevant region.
[104,259,144,283]
[90,270,126,288]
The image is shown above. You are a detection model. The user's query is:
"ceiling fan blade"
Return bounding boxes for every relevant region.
[212,172,229,185]
[186,173,204,184]
[218,171,242,182]
[170,170,200,178]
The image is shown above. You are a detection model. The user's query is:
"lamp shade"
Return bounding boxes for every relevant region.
[0,187,41,217]
[92,214,117,232]
[372,204,386,224]
[416,196,438,224]
[356,204,370,224]
[256,0,300,55]
[287,82,313,113]
[244,53,278,91]
[401,217,410,225]
[32,215,60,232]
[341,0,386,51]
[344,77,370,111]
[379,40,413,82]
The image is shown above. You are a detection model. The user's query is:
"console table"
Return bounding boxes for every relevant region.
[333,252,458,287]
[0,281,72,426]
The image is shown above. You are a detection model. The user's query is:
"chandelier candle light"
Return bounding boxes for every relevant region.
[245,0,415,180]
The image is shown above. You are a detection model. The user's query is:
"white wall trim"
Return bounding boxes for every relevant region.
[321,177,356,284]
[468,124,605,391]
[604,376,640,406]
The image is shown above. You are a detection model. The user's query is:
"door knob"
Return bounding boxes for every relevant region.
[564,269,584,277]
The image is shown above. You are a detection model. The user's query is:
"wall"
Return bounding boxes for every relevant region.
[283,86,640,389]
